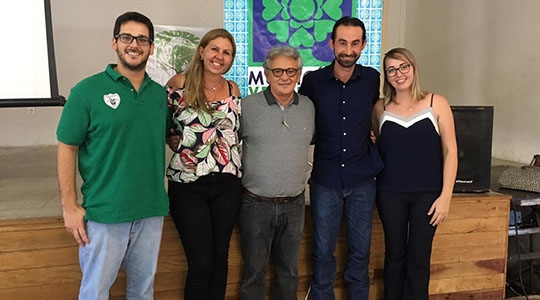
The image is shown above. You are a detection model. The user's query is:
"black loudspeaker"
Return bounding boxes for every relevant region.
[451,106,494,193]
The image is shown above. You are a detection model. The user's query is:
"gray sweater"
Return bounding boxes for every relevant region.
[240,87,315,197]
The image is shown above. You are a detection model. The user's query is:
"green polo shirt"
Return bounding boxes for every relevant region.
[57,64,169,223]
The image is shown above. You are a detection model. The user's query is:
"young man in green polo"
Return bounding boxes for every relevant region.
[56,11,168,299]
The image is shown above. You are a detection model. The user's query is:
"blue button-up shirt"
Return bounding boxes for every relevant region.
[299,62,383,188]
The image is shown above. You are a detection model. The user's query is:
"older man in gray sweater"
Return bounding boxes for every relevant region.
[239,46,315,300]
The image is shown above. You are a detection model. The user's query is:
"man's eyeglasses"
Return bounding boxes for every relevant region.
[269,68,300,77]
[115,33,152,46]
[386,63,411,77]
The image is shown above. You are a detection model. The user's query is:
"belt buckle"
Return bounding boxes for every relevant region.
[274,196,289,204]
[243,187,294,204]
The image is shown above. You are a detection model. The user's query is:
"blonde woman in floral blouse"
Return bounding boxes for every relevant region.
[165,28,242,300]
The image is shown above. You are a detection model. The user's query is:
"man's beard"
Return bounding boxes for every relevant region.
[335,53,359,68]
[116,48,149,72]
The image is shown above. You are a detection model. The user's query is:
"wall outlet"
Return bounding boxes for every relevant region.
[28,107,35,117]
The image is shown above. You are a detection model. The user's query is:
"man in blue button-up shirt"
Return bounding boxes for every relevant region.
[299,16,383,300]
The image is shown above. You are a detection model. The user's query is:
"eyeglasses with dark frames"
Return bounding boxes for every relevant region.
[269,68,300,77]
[386,63,411,77]
[114,33,152,46]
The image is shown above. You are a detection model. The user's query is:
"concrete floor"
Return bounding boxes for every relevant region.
[0,145,65,219]
[0,145,175,220]
[0,145,524,220]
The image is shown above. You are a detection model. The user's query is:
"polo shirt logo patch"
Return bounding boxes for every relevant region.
[104,93,121,109]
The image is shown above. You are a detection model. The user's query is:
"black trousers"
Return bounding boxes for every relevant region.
[168,173,242,300]
[376,191,439,300]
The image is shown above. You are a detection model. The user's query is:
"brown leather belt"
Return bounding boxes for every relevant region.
[242,188,301,204]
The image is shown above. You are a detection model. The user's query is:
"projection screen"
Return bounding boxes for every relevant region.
[0,0,64,107]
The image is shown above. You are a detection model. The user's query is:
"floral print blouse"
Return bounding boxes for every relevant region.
[166,86,242,183]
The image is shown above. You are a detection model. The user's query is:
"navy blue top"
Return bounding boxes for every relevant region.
[377,106,443,192]
[299,62,383,188]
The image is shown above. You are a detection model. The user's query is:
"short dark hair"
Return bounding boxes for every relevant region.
[331,16,366,42]
[113,12,154,42]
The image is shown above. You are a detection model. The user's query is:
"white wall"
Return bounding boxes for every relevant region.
[384,0,540,163]
[0,0,223,146]
[2,0,538,164]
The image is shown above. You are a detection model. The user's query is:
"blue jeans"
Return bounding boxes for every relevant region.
[239,192,305,300]
[309,179,376,300]
[78,216,164,300]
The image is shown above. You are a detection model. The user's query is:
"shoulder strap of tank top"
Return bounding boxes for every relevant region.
[227,80,233,96]
[430,93,435,107]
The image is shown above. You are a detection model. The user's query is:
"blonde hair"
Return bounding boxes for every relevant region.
[382,47,427,105]
[183,28,236,112]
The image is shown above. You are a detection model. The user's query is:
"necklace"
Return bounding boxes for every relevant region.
[203,78,224,102]
[203,78,223,91]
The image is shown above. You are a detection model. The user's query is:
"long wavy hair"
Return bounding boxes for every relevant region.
[183,28,236,112]
[382,47,427,105]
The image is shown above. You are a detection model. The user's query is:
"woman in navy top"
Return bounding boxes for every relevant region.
[371,47,458,300]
